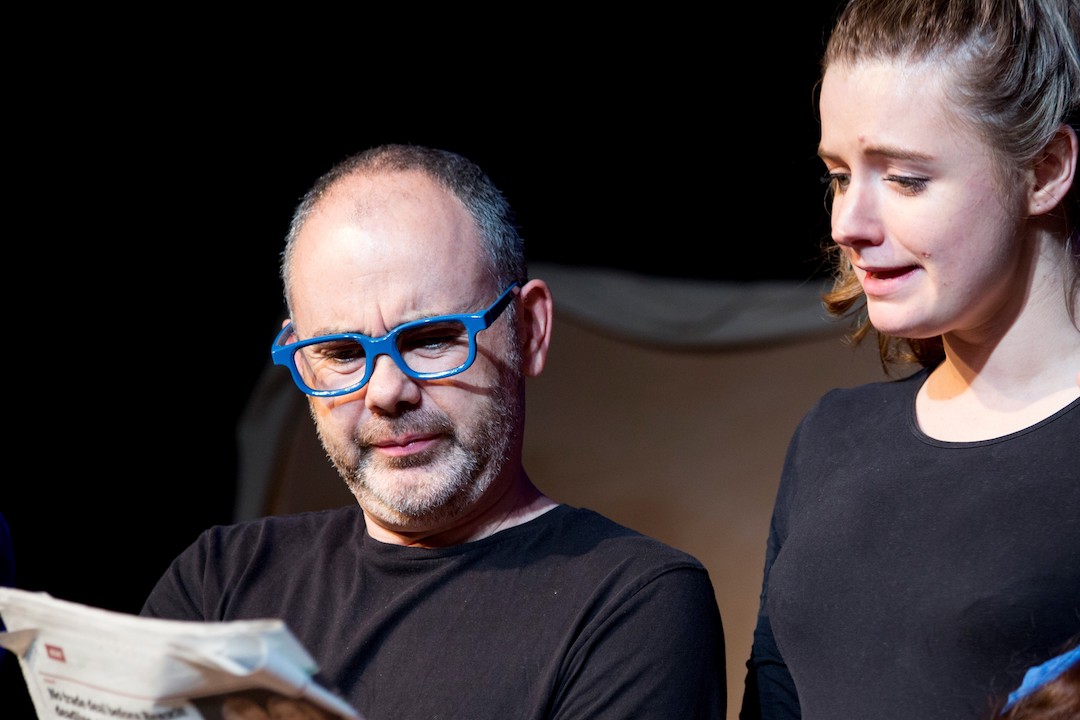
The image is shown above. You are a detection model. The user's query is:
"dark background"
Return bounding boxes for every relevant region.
[2,3,845,711]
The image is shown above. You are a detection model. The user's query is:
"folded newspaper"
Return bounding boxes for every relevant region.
[0,587,364,720]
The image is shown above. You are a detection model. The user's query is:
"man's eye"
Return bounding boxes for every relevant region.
[399,323,468,354]
[319,341,365,363]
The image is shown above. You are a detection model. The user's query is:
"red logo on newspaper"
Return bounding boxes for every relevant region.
[45,644,66,662]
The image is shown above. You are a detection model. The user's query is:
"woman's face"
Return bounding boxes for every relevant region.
[818,59,1029,343]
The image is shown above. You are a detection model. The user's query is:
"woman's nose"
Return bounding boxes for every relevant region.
[830,177,884,249]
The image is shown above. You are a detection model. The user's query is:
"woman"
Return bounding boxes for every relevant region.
[994,637,1080,719]
[741,0,1080,718]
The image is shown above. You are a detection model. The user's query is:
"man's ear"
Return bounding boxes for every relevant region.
[1029,123,1077,216]
[517,279,553,378]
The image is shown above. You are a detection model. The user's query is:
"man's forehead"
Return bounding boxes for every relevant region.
[289,168,491,330]
[297,169,478,255]
[321,169,452,218]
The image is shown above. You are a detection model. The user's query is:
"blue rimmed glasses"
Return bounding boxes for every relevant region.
[271,282,521,397]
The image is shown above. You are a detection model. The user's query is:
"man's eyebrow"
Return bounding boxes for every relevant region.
[306,312,438,340]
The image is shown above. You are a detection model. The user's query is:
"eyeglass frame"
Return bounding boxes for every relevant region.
[270,281,522,397]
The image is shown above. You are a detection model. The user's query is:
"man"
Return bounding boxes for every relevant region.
[142,144,726,718]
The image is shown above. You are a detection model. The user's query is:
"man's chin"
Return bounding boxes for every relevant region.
[357,485,468,533]
[379,449,445,470]
[351,466,459,515]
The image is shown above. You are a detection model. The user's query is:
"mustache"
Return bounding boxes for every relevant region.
[355,409,455,447]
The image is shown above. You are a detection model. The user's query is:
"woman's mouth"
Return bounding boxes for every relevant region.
[858,264,919,295]
[865,266,916,280]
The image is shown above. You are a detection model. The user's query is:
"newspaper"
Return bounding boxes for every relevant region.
[0,587,364,720]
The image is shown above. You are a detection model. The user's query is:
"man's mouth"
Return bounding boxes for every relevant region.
[373,433,438,449]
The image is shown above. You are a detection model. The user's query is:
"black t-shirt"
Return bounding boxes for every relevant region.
[742,368,1080,719]
[143,504,727,719]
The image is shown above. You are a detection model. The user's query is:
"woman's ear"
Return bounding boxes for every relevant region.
[516,279,554,378]
[1029,123,1078,216]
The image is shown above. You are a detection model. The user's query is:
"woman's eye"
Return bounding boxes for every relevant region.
[820,172,850,192]
[885,174,929,194]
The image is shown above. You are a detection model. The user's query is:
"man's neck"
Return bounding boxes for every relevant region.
[363,474,559,548]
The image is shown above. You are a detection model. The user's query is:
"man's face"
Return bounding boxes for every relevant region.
[286,170,523,538]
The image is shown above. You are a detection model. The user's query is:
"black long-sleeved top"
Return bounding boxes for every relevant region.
[742,368,1080,719]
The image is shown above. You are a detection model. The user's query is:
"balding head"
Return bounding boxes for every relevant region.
[281,144,526,316]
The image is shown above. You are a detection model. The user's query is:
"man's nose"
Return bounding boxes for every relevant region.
[363,353,422,413]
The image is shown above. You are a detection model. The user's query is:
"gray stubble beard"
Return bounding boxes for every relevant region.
[316,367,522,530]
